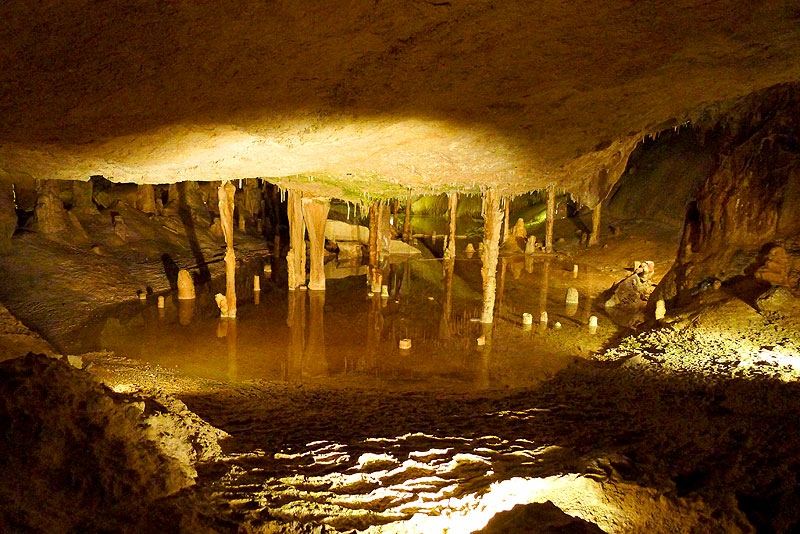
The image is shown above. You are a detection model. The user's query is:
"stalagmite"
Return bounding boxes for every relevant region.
[302,197,331,291]
[480,188,503,324]
[445,192,458,260]
[157,296,165,309]
[545,186,555,253]
[588,315,598,334]
[655,299,666,321]
[218,181,237,317]
[525,236,537,255]
[511,218,527,239]
[287,190,306,290]
[540,310,549,328]
[368,201,382,293]
[135,184,157,214]
[254,275,261,292]
[566,287,579,305]
[589,202,601,246]
[573,264,579,277]
[177,269,195,300]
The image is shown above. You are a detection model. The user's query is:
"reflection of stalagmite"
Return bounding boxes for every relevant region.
[303,291,328,378]
[286,290,306,381]
[364,292,383,371]
[287,189,306,290]
[177,269,195,300]
[539,259,550,317]
[545,185,555,253]
[218,318,238,382]
[480,188,503,324]
[445,192,458,259]
[301,197,331,291]
[475,322,492,389]
[439,257,455,340]
[497,257,508,314]
[218,181,237,318]
[177,297,195,326]
[589,203,601,246]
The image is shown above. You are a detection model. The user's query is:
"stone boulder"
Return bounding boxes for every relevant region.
[325,219,370,245]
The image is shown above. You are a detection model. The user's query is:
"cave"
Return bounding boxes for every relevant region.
[2,2,800,533]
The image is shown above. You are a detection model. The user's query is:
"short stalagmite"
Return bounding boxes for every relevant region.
[480,188,503,324]
[287,189,306,290]
[218,181,237,318]
[302,197,331,291]
[177,269,195,300]
[403,193,413,242]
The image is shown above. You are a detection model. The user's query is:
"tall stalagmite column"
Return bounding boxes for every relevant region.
[446,192,458,259]
[480,188,503,324]
[403,193,413,242]
[589,203,601,246]
[545,186,555,253]
[502,198,511,243]
[302,197,330,291]
[368,201,382,292]
[218,181,237,317]
[287,190,306,290]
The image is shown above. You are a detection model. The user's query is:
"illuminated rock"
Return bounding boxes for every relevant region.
[177,270,195,300]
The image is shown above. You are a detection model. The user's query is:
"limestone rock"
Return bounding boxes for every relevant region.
[755,246,790,287]
[0,183,16,253]
[325,220,370,245]
[386,239,422,256]
[756,286,800,314]
[32,180,90,245]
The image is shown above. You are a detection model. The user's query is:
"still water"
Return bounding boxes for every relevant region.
[67,254,621,390]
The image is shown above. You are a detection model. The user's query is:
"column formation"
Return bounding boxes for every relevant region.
[545,185,555,253]
[287,189,306,290]
[301,197,331,291]
[218,181,237,317]
[480,188,503,324]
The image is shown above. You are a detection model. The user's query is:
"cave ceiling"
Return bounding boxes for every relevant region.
[1,0,799,203]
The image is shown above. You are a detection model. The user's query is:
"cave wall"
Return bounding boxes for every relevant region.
[606,128,715,227]
[656,83,800,304]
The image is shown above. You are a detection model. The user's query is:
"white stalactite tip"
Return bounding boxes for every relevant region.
[399,339,412,350]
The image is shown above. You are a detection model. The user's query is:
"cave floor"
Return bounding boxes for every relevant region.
[3,213,800,532]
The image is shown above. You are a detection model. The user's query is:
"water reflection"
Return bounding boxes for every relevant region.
[77,255,623,390]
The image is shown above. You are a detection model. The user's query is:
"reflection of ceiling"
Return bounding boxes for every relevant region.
[1,1,799,202]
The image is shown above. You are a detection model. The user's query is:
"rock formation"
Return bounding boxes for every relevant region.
[656,85,800,305]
